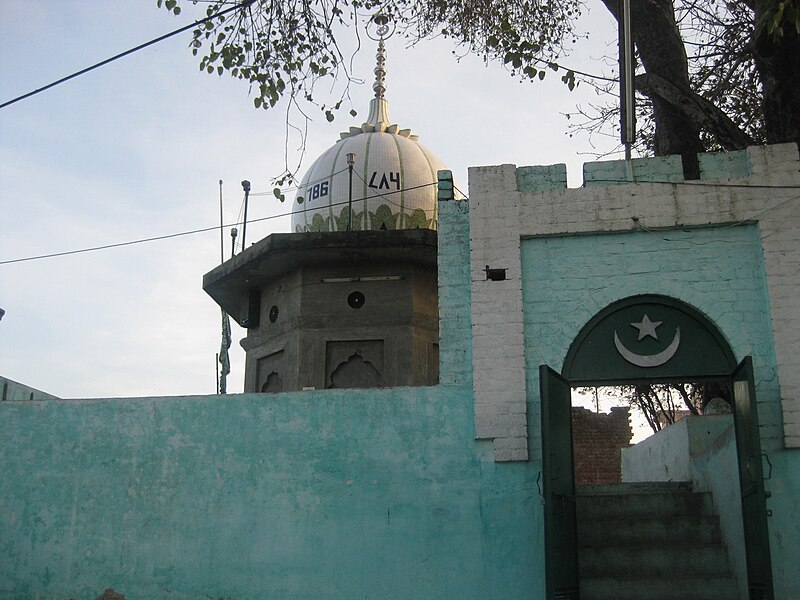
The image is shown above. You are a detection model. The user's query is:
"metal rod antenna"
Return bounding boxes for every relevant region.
[346,153,356,231]
[219,180,225,265]
[241,180,251,250]
[619,0,636,163]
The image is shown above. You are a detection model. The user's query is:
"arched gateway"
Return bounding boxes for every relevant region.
[540,295,773,600]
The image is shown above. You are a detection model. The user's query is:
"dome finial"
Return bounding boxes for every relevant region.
[338,13,419,140]
[370,14,392,100]
[373,38,387,99]
[362,13,395,130]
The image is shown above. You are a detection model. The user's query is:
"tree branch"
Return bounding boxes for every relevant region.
[636,71,754,150]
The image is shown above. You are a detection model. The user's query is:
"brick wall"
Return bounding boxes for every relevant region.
[468,144,800,459]
[571,407,632,486]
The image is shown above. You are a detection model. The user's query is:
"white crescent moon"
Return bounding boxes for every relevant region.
[614,327,681,368]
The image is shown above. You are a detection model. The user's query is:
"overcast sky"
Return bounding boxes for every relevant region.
[0,1,621,398]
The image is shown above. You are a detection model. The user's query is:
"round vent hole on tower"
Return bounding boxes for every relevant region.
[347,291,366,309]
[269,305,279,323]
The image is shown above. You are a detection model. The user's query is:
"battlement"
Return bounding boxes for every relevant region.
[510,143,798,193]
[454,143,800,460]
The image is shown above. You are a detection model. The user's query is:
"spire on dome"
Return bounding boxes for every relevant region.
[365,37,392,130]
[339,14,418,140]
[373,37,387,100]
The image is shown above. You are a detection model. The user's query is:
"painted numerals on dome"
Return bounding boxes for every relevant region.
[306,181,329,202]
[368,171,400,191]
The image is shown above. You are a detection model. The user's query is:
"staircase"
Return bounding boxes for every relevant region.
[576,482,740,600]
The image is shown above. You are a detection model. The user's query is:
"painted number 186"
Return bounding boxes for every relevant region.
[307,181,329,201]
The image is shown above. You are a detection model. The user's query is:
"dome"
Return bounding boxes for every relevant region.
[291,39,448,233]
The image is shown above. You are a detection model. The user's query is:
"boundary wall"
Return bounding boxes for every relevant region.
[469,143,800,457]
[0,197,548,599]
[467,143,800,597]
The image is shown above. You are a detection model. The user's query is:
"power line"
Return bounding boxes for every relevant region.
[0,0,255,110]
[588,179,800,189]
[0,181,440,266]
[4,176,797,266]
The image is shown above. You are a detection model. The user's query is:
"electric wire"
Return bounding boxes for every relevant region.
[0,180,440,266]
[0,0,255,110]
[248,166,350,196]
[3,177,798,266]
[352,170,436,214]
[587,179,800,189]
[0,0,616,113]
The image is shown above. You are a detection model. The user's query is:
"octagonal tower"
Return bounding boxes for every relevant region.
[204,25,449,393]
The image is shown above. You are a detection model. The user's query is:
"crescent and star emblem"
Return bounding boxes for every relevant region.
[613,313,681,368]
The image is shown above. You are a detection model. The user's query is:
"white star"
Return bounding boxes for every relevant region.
[631,314,662,341]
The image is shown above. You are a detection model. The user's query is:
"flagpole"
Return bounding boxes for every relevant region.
[219,180,224,265]
[217,180,232,394]
[241,180,251,250]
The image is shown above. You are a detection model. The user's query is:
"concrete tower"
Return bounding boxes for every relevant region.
[203,23,449,392]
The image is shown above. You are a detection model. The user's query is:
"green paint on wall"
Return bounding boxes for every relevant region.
[0,387,543,599]
[520,224,800,597]
[0,196,544,600]
[521,225,781,449]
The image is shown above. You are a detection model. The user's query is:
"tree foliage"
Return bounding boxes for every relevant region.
[159,0,586,110]
[158,0,583,181]
[159,0,800,176]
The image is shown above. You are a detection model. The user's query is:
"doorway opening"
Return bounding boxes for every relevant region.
[540,295,774,600]
[570,380,732,486]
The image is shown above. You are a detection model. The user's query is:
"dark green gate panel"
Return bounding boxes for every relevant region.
[540,365,579,600]
[733,357,774,600]
[563,295,737,384]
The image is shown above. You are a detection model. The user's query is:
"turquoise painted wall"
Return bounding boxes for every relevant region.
[521,225,781,447]
[520,224,800,597]
[0,199,545,600]
[1,375,60,401]
[1,389,537,599]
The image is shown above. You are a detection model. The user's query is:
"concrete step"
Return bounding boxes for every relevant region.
[578,513,722,546]
[576,483,710,519]
[579,543,732,577]
[575,483,740,599]
[580,574,739,600]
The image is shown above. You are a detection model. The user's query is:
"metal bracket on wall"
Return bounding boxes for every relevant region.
[485,265,507,281]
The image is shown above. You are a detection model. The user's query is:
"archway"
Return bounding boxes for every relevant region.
[540,295,773,600]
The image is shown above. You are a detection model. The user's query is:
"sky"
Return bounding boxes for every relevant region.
[0,1,622,398]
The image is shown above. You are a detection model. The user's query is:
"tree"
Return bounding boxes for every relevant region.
[158,0,800,179]
[572,0,799,177]
[580,381,731,435]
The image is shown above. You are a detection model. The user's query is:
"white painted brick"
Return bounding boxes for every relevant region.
[469,143,800,455]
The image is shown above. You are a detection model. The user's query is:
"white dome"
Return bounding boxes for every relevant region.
[291,125,446,233]
[291,38,448,233]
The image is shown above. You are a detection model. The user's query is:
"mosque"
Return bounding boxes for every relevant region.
[203,28,447,393]
[2,16,800,600]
